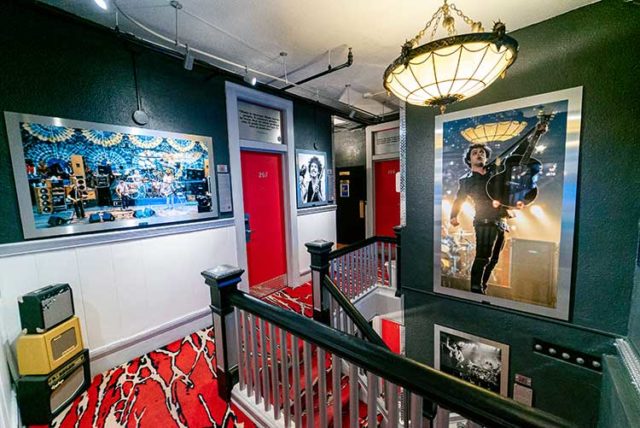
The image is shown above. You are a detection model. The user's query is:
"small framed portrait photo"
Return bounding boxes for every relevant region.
[434,325,509,396]
[296,149,328,208]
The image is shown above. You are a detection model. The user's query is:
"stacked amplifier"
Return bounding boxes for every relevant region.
[16,284,90,425]
[34,180,68,214]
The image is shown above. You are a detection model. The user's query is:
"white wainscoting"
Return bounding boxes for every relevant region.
[296,208,337,285]
[0,225,237,377]
[0,309,19,428]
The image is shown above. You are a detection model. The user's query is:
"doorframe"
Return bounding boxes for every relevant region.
[365,120,400,237]
[225,82,299,292]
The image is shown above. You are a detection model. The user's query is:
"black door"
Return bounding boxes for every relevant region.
[336,166,366,245]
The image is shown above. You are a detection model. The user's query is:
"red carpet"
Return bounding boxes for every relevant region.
[36,283,313,428]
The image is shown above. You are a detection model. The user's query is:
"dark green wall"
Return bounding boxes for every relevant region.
[0,3,332,243]
[403,1,640,425]
[334,128,366,168]
[628,226,640,352]
[294,102,333,177]
[598,355,640,427]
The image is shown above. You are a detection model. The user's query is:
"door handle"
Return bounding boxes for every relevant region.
[359,200,365,218]
[244,213,253,243]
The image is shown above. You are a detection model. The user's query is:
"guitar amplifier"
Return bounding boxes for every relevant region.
[17,316,84,375]
[19,283,74,334]
[17,349,90,425]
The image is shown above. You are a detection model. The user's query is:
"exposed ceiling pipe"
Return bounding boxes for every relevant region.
[111,1,375,118]
[280,48,353,91]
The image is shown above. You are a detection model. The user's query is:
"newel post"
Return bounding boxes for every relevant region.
[201,264,244,401]
[393,225,404,297]
[305,239,333,324]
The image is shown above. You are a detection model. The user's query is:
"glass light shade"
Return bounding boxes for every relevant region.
[461,120,527,144]
[384,33,518,107]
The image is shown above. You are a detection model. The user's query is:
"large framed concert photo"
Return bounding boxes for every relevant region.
[296,149,329,208]
[6,112,219,239]
[433,87,583,320]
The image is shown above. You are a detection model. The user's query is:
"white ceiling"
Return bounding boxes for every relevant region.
[40,0,598,119]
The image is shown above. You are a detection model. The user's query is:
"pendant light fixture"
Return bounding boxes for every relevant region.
[383,0,518,112]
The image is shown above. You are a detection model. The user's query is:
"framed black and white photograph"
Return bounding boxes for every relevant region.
[434,325,509,396]
[6,112,219,239]
[434,87,583,320]
[296,149,328,208]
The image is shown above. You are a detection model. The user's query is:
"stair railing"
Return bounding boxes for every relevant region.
[306,228,403,324]
[203,265,574,428]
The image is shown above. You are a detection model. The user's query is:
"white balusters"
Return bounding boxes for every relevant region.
[269,323,279,419]
[386,381,399,428]
[292,336,302,427]
[303,341,314,428]
[259,319,270,412]
[332,354,343,428]
[367,372,378,428]
[317,348,327,428]
[349,362,359,428]
[235,309,245,390]
[410,392,424,428]
[280,329,291,428]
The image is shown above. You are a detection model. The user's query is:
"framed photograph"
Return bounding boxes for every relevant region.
[434,87,582,320]
[6,112,219,239]
[296,149,328,208]
[434,325,509,396]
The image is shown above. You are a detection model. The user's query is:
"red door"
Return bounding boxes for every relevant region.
[381,318,402,354]
[374,159,400,237]
[241,151,287,294]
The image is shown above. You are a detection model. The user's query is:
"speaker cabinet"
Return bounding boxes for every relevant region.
[17,316,83,375]
[17,349,90,425]
[509,239,558,307]
[19,284,74,334]
[70,154,86,178]
[34,186,53,214]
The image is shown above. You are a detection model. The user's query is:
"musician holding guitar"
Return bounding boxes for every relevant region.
[450,114,551,295]
[67,177,86,219]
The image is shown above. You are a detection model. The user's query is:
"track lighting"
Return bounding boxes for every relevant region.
[183,45,194,71]
[243,67,257,86]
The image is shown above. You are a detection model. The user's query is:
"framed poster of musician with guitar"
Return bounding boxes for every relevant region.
[434,87,583,320]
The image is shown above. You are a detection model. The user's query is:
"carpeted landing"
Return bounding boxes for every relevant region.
[32,283,316,428]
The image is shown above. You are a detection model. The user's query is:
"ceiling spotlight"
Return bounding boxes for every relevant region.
[383,0,518,112]
[94,0,108,10]
[243,67,257,86]
[183,45,194,71]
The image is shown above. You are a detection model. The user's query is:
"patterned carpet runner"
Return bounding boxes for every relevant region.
[33,281,375,428]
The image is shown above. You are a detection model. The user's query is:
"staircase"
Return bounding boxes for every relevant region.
[202,233,574,428]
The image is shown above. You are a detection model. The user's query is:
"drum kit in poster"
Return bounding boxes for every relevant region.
[441,229,475,278]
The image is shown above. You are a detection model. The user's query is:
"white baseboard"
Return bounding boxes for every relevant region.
[89,307,211,375]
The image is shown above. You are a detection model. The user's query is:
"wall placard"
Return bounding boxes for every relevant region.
[237,100,282,145]
[373,127,399,155]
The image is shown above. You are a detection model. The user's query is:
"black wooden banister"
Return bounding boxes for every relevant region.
[322,275,387,348]
[225,288,574,428]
